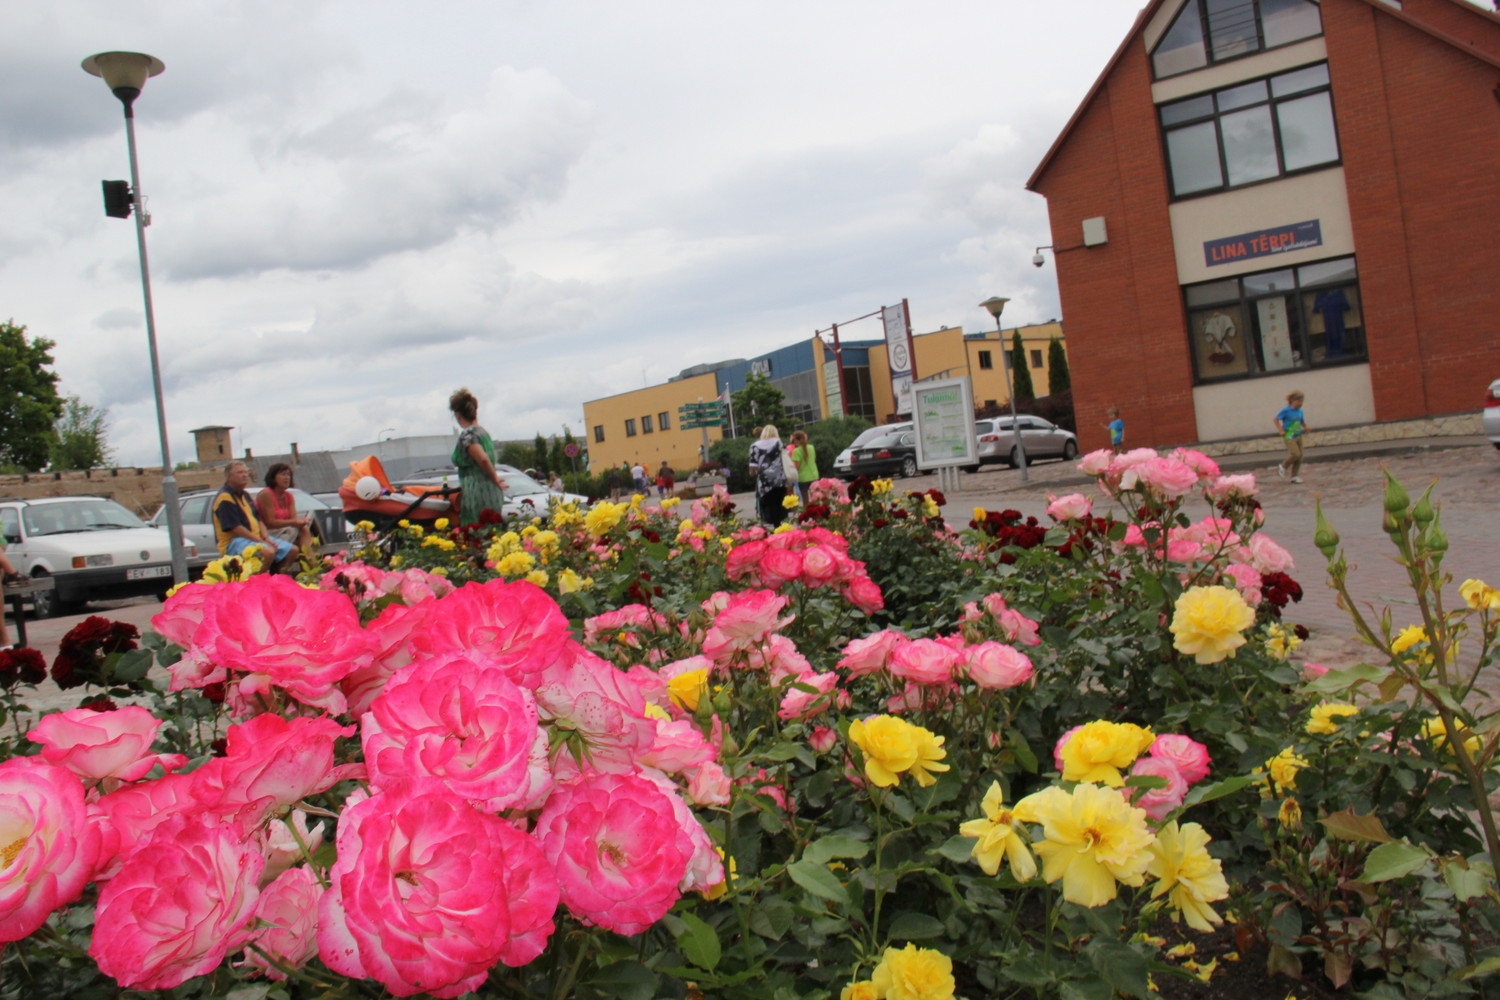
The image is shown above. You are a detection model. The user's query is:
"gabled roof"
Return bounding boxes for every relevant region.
[1027,0,1500,192]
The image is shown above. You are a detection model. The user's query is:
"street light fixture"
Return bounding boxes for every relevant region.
[82,51,189,585]
[979,296,1028,482]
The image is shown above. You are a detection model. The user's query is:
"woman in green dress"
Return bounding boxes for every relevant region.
[449,388,508,525]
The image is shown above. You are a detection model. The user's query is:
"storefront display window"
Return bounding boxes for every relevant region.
[1185,255,1365,382]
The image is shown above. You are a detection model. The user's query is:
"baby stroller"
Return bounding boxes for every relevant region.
[339,456,459,534]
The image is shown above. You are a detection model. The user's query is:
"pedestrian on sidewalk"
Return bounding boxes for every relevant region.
[1104,407,1124,454]
[0,544,20,649]
[1274,390,1309,483]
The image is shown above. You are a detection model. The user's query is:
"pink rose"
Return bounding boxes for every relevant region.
[686,760,732,805]
[533,643,655,771]
[1302,662,1329,681]
[889,639,960,685]
[640,716,716,774]
[1077,449,1114,476]
[808,726,839,754]
[1208,473,1258,500]
[1163,531,1206,563]
[963,642,1034,689]
[723,539,769,583]
[411,579,571,687]
[1221,563,1263,606]
[843,575,886,615]
[701,590,794,661]
[1169,448,1221,482]
[995,607,1042,647]
[91,771,202,877]
[1148,734,1212,784]
[1046,493,1093,521]
[363,652,548,811]
[800,545,841,586]
[262,810,325,885]
[343,599,433,717]
[1132,458,1201,500]
[837,628,906,678]
[193,714,355,827]
[204,575,373,714]
[535,769,694,935]
[747,633,812,683]
[91,814,265,989]
[636,767,726,897]
[1052,725,1083,772]
[320,780,558,996]
[758,547,805,588]
[28,705,185,786]
[150,581,217,648]
[1127,756,1189,821]
[1244,533,1295,575]
[778,670,839,721]
[0,759,103,943]
[241,866,321,980]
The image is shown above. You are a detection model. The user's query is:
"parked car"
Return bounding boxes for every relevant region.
[1486,377,1500,450]
[0,495,192,617]
[970,415,1078,469]
[834,422,913,479]
[150,487,347,576]
[847,430,921,479]
[396,465,588,520]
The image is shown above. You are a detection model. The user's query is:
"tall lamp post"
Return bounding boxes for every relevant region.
[979,296,1028,483]
[82,51,188,585]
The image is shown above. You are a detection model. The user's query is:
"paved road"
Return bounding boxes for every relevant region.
[11,440,1496,711]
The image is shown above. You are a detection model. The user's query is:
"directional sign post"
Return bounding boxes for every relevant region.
[677,399,727,463]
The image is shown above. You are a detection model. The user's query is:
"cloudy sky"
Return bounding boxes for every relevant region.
[3,1,1157,465]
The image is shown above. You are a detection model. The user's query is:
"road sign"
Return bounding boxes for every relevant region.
[563,443,580,458]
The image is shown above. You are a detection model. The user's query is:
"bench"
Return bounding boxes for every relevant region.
[2,577,54,648]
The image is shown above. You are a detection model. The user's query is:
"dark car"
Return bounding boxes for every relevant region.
[847,430,921,479]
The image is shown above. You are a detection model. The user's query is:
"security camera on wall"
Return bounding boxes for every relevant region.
[1032,253,1046,268]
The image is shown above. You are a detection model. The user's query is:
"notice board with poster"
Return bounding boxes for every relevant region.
[912,376,977,470]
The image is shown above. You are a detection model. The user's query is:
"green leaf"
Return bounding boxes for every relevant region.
[587,961,658,1000]
[1361,840,1431,882]
[761,742,803,762]
[1059,975,1114,1000]
[803,834,869,865]
[787,859,849,904]
[1002,956,1055,987]
[1304,662,1393,694]
[1456,956,1500,981]
[1441,858,1494,902]
[675,911,721,972]
[1089,942,1152,999]
[933,835,977,863]
[1009,730,1038,773]
[109,648,154,682]
[1320,807,1393,843]
[1180,774,1254,809]
[887,912,946,940]
[749,898,794,940]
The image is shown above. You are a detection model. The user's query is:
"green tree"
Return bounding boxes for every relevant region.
[533,433,550,475]
[1009,331,1036,404]
[1046,336,1071,396]
[50,396,113,471]
[731,372,790,434]
[0,322,63,472]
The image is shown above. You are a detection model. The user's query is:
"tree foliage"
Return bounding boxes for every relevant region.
[731,372,790,435]
[0,322,63,472]
[50,396,113,471]
[1047,336,1071,396]
[1009,330,1036,404]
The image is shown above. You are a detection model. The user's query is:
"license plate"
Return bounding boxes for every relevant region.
[126,565,172,581]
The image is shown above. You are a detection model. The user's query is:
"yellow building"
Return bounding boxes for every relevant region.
[861,322,1067,422]
[582,372,726,474]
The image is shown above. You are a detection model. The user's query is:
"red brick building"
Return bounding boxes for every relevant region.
[1028,0,1500,451]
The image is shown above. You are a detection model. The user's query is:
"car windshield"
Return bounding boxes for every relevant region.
[863,433,909,449]
[23,499,145,536]
[849,425,910,450]
[496,468,549,497]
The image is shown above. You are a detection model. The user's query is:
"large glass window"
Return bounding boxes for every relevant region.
[1152,0,1322,79]
[1160,63,1338,197]
[1185,255,1365,383]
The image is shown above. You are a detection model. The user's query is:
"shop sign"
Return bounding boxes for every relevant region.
[1204,220,1321,267]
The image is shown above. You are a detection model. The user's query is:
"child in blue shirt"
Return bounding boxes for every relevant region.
[1104,407,1124,453]
[1274,391,1308,483]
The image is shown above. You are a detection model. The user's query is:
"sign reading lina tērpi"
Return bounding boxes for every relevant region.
[1203,220,1321,267]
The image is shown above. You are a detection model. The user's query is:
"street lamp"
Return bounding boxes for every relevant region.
[82,51,188,586]
[979,296,1028,482]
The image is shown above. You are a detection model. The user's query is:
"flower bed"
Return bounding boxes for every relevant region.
[0,455,1495,998]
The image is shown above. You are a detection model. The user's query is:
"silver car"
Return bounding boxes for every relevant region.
[1486,378,1500,451]
[151,487,345,574]
[972,416,1078,469]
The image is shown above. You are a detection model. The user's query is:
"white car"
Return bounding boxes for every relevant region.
[398,465,588,519]
[834,423,913,479]
[0,496,192,618]
[1486,378,1500,451]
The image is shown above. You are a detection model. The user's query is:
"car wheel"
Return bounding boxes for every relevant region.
[1062,440,1078,460]
[900,456,918,478]
[28,571,75,620]
[1009,448,1021,469]
[963,464,981,474]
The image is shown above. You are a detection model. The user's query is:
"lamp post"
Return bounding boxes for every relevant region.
[979,296,1028,482]
[83,51,188,586]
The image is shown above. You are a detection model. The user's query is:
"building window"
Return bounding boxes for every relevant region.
[978,350,993,370]
[1152,0,1322,79]
[625,419,637,437]
[642,415,654,434]
[1185,255,1365,383]
[1160,63,1338,198]
[1029,349,1043,368]
[593,425,605,443]
[658,411,670,430]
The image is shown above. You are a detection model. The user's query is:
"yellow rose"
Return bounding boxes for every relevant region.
[1277,797,1302,830]
[433,518,449,531]
[1460,578,1500,611]
[1057,721,1155,786]
[668,668,710,712]
[525,570,549,588]
[1170,586,1256,663]
[1147,820,1228,932]
[870,944,955,1000]
[585,501,626,537]
[921,496,939,518]
[1264,622,1302,660]
[1015,783,1155,908]
[1390,624,1427,655]
[871,478,894,496]
[782,493,801,509]
[556,568,584,595]
[848,716,949,788]
[354,520,376,532]
[1305,702,1359,735]
[1422,716,1483,759]
[495,551,536,577]
[959,781,1037,882]
[841,981,881,1000]
[1264,748,1308,795]
[661,497,681,510]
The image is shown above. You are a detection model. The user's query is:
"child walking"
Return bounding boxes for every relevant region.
[1103,407,1124,454]
[1274,390,1309,483]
